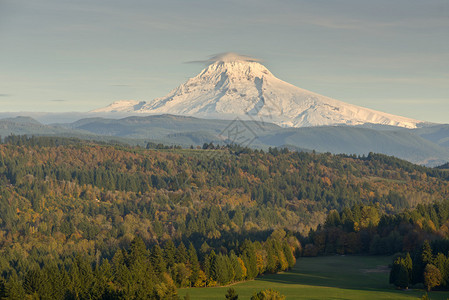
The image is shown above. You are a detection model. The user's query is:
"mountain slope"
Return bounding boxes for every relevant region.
[92,53,425,129]
[91,100,146,113]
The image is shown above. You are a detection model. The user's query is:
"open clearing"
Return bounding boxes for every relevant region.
[179,255,449,299]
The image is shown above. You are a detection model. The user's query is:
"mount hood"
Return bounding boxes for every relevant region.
[92,53,424,128]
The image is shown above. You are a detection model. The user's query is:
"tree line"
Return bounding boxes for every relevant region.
[303,198,449,291]
[304,198,449,257]
[389,240,449,292]
[0,232,297,299]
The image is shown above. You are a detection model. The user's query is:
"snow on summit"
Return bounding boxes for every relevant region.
[93,53,424,128]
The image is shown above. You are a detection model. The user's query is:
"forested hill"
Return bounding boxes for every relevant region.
[1,136,449,242]
[1,136,449,297]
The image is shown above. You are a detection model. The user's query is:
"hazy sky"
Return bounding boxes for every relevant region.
[1,0,448,123]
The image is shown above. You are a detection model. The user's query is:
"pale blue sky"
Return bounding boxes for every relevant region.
[1,0,448,123]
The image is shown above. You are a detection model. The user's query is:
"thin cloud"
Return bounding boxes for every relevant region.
[50,99,66,102]
[187,52,261,65]
[367,98,449,105]
[299,75,449,86]
[0,94,11,97]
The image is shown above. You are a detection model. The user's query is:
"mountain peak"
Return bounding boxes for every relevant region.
[198,59,273,81]
[92,53,425,129]
[193,52,272,80]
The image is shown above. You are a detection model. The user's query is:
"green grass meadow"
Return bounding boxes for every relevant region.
[179,255,449,299]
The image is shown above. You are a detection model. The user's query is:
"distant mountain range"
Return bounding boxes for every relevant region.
[92,53,426,129]
[1,114,448,167]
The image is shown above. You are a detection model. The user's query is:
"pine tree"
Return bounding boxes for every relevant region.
[172,263,189,287]
[112,250,132,296]
[214,254,230,284]
[0,278,6,299]
[2,273,25,300]
[404,253,413,283]
[68,255,95,299]
[208,250,218,282]
[95,259,114,299]
[129,238,154,299]
[282,240,296,269]
[164,240,176,270]
[232,207,244,228]
[175,242,188,264]
[129,236,148,266]
[390,257,409,289]
[422,241,433,265]
[225,287,239,300]
[266,244,277,273]
[150,244,167,275]
[188,243,200,287]
[396,264,409,289]
[241,241,258,279]
[23,267,46,297]
[42,262,67,300]
[412,248,425,285]
[230,252,246,282]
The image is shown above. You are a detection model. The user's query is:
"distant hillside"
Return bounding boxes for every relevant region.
[63,115,449,166]
[413,124,449,148]
[0,116,87,137]
[258,126,449,166]
[436,162,449,170]
[62,114,280,140]
[1,115,449,166]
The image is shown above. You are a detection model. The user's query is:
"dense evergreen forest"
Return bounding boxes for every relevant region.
[1,135,449,298]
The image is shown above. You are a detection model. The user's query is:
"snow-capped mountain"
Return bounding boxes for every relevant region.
[92,53,424,128]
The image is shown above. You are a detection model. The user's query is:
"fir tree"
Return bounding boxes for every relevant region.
[188,243,200,287]
[225,287,239,300]
[422,241,433,265]
[151,244,167,275]
[175,242,188,264]
[164,240,176,270]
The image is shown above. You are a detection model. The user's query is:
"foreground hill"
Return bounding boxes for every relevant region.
[1,136,448,241]
[1,136,449,297]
